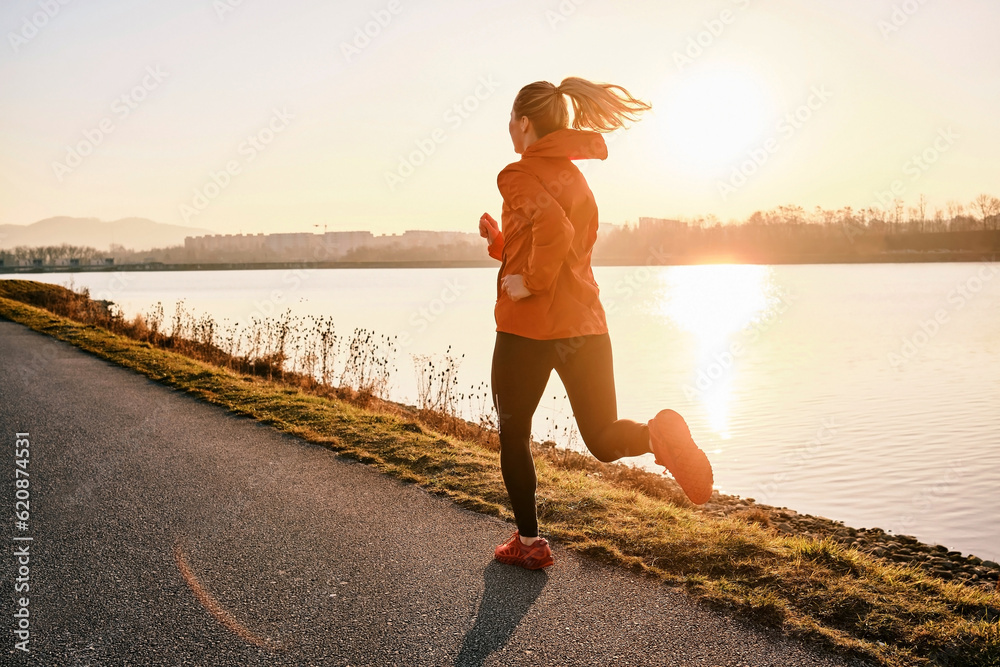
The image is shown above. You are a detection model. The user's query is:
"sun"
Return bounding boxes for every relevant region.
[651,66,775,173]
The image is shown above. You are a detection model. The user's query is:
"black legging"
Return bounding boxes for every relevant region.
[491,330,651,538]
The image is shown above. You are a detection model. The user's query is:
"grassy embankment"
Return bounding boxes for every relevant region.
[0,279,997,667]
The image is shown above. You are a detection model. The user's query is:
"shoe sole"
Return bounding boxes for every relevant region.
[495,553,554,569]
[649,409,714,505]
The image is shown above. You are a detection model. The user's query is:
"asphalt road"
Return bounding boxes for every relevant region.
[0,320,869,666]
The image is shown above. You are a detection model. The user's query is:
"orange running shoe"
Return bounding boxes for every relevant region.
[648,409,714,505]
[494,530,554,570]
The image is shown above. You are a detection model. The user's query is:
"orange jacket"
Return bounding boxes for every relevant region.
[489,128,610,340]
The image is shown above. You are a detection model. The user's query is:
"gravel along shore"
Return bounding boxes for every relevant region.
[697,493,1000,591]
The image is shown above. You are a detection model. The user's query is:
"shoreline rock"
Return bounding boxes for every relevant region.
[700,491,1000,591]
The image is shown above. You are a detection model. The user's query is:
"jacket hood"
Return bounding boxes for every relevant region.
[521,128,608,161]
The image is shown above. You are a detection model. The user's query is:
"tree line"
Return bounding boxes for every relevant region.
[2,194,998,266]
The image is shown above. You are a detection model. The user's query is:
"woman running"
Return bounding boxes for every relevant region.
[478,77,715,570]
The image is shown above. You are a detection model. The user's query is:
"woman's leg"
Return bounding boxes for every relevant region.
[553,332,651,463]
[491,331,556,538]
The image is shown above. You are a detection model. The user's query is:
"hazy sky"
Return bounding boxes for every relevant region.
[2,0,998,236]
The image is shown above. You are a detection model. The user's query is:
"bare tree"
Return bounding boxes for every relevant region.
[892,199,904,234]
[867,205,887,228]
[814,206,837,227]
[777,204,805,225]
[932,207,945,232]
[972,194,1000,231]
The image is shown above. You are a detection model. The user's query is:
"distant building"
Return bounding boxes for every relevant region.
[184,230,377,261]
[182,229,479,262]
[399,230,474,246]
[185,232,269,255]
[319,231,375,259]
[362,230,477,249]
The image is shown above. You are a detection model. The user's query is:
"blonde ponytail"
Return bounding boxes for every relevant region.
[558,77,651,132]
[512,77,651,137]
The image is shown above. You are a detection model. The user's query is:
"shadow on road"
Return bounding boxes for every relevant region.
[454,560,549,666]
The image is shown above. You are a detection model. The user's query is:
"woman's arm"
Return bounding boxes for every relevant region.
[497,166,574,295]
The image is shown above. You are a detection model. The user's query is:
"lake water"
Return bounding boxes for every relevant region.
[10,263,1000,561]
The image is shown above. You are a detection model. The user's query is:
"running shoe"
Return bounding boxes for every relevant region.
[494,530,554,570]
[648,409,714,505]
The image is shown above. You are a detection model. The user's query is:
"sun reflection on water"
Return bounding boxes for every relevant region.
[657,264,778,439]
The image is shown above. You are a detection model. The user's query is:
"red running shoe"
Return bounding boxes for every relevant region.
[648,409,714,505]
[494,530,554,570]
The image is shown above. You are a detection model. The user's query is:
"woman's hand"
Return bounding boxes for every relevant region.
[479,212,499,244]
[501,274,532,301]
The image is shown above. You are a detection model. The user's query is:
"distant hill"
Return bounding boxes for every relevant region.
[0,217,212,251]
